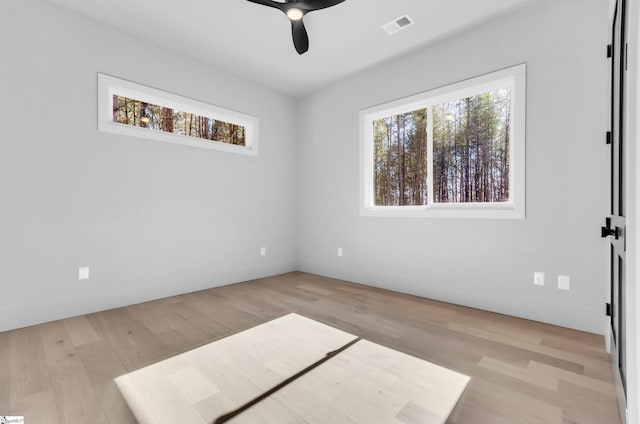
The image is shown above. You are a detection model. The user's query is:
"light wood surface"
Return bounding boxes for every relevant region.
[1,272,622,423]
[115,313,470,424]
[237,338,469,424]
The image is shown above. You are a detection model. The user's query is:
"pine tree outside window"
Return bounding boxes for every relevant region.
[360,65,526,219]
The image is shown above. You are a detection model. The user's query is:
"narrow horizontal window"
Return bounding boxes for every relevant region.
[112,95,247,146]
[360,64,525,219]
[98,74,258,156]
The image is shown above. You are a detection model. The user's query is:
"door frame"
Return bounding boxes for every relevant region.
[624,0,639,422]
[608,0,640,423]
[608,0,629,422]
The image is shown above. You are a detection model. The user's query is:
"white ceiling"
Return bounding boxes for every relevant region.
[50,0,538,96]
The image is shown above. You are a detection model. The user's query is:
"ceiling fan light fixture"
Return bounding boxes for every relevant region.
[246,0,346,54]
[286,8,304,21]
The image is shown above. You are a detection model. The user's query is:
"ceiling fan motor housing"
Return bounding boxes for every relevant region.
[247,0,347,54]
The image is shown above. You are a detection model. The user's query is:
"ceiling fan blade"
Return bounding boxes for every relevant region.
[246,0,284,12]
[291,19,309,55]
[297,0,346,12]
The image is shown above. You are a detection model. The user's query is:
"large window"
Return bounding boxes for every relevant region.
[98,74,259,156]
[360,64,525,218]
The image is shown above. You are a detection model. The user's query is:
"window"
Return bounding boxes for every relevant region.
[98,74,259,156]
[360,64,525,219]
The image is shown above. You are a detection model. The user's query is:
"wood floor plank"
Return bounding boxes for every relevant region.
[11,390,61,424]
[9,325,50,408]
[528,360,617,395]
[74,337,137,424]
[93,307,176,371]
[0,272,621,424]
[0,330,11,412]
[447,321,610,374]
[126,302,215,353]
[466,378,564,424]
[295,282,335,296]
[540,335,610,361]
[478,356,559,391]
[63,315,101,347]
[39,320,109,424]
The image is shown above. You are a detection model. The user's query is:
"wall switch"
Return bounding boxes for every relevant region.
[337,248,343,257]
[558,275,570,290]
[78,266,90,280]
[260,247,266,256]
[533,272,545,286]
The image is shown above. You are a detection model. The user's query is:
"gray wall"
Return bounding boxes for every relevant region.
[296,0,610,334]
[0,0,298,332]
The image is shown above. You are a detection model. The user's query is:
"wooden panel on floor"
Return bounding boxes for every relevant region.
[115,314,469,424]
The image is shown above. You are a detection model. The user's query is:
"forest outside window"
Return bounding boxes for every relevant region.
[360,64,526,219]
[98,74,258,156]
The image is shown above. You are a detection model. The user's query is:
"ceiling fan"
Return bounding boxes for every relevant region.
[246,0,346,55]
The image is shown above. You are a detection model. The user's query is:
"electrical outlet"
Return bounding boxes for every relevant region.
[337,248,343,257]
[558,275,570,290]
[533,272,545,286]
[78,266,90,280]
[260,247,266,256]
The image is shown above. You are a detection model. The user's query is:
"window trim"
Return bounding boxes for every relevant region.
[359,64,526,219]
[97,73,259,156]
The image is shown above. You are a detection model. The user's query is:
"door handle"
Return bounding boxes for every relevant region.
[601,226,618,239]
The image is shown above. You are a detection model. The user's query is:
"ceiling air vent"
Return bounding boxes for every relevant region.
[383,15,414,35]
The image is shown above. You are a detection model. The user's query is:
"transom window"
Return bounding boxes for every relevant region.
[360,64,526,219]
[98,74,258,156]
[112,95,247,146]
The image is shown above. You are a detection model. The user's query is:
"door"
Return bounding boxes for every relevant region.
[606,0,628,421]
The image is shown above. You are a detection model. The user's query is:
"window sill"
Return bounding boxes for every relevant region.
[360,206,525,219]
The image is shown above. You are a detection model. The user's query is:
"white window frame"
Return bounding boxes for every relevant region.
[359,64,526,219]
[97,73,259,156]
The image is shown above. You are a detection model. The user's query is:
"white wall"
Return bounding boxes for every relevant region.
[296,0,610,334]
[0,0,298,332]
[0,0,616,336]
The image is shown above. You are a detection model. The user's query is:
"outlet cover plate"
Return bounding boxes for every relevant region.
[558,275,570,290]
[533,272,545,286]
[78,266,90,280]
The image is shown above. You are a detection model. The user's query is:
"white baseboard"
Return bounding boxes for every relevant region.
[298,260,607,335]
[0,262,296,333]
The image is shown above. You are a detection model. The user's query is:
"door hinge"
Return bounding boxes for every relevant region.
[606,302,612,316]
[607,44,612,58]
[606,131,612,145]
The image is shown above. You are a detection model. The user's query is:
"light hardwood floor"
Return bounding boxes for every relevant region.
[0,272,621,424]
